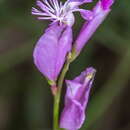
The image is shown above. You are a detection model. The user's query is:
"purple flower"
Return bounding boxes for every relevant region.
[32,0,94,82]
[33,23,72,82]
[74,0,114,55]
[60,67,96,130]
[32,0,93,26]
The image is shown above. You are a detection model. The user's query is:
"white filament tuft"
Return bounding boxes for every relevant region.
[32,0,75,26]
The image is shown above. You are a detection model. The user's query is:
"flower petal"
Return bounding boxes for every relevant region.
[101,0,114,10]
[60,67,96,130]
[33,23,72,81]
[67,0,93,10]
[78,9,94,21]
[56,26,73,75]
[60,99,84,130]
[74,0,114,54]
[65,80,82,104]
[69,0,93,5]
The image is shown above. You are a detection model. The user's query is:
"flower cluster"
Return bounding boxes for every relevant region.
[32,0,114,129]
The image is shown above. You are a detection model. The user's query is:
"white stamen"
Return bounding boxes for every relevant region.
[32,12,49,16]
[32,0,77,26]
[44,0,55,12]
[38,17,53,20]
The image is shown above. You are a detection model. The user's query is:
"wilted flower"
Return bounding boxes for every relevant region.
[60,67,96,130]
[74,0,114,55]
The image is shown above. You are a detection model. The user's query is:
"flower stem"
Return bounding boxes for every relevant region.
[53,94,60,130]
[53,55,71,130]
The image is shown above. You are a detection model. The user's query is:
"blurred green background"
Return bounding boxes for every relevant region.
[0,0,130,130]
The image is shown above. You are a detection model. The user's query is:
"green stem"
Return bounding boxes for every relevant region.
[53,94,60,130]
[53,57,71,130]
